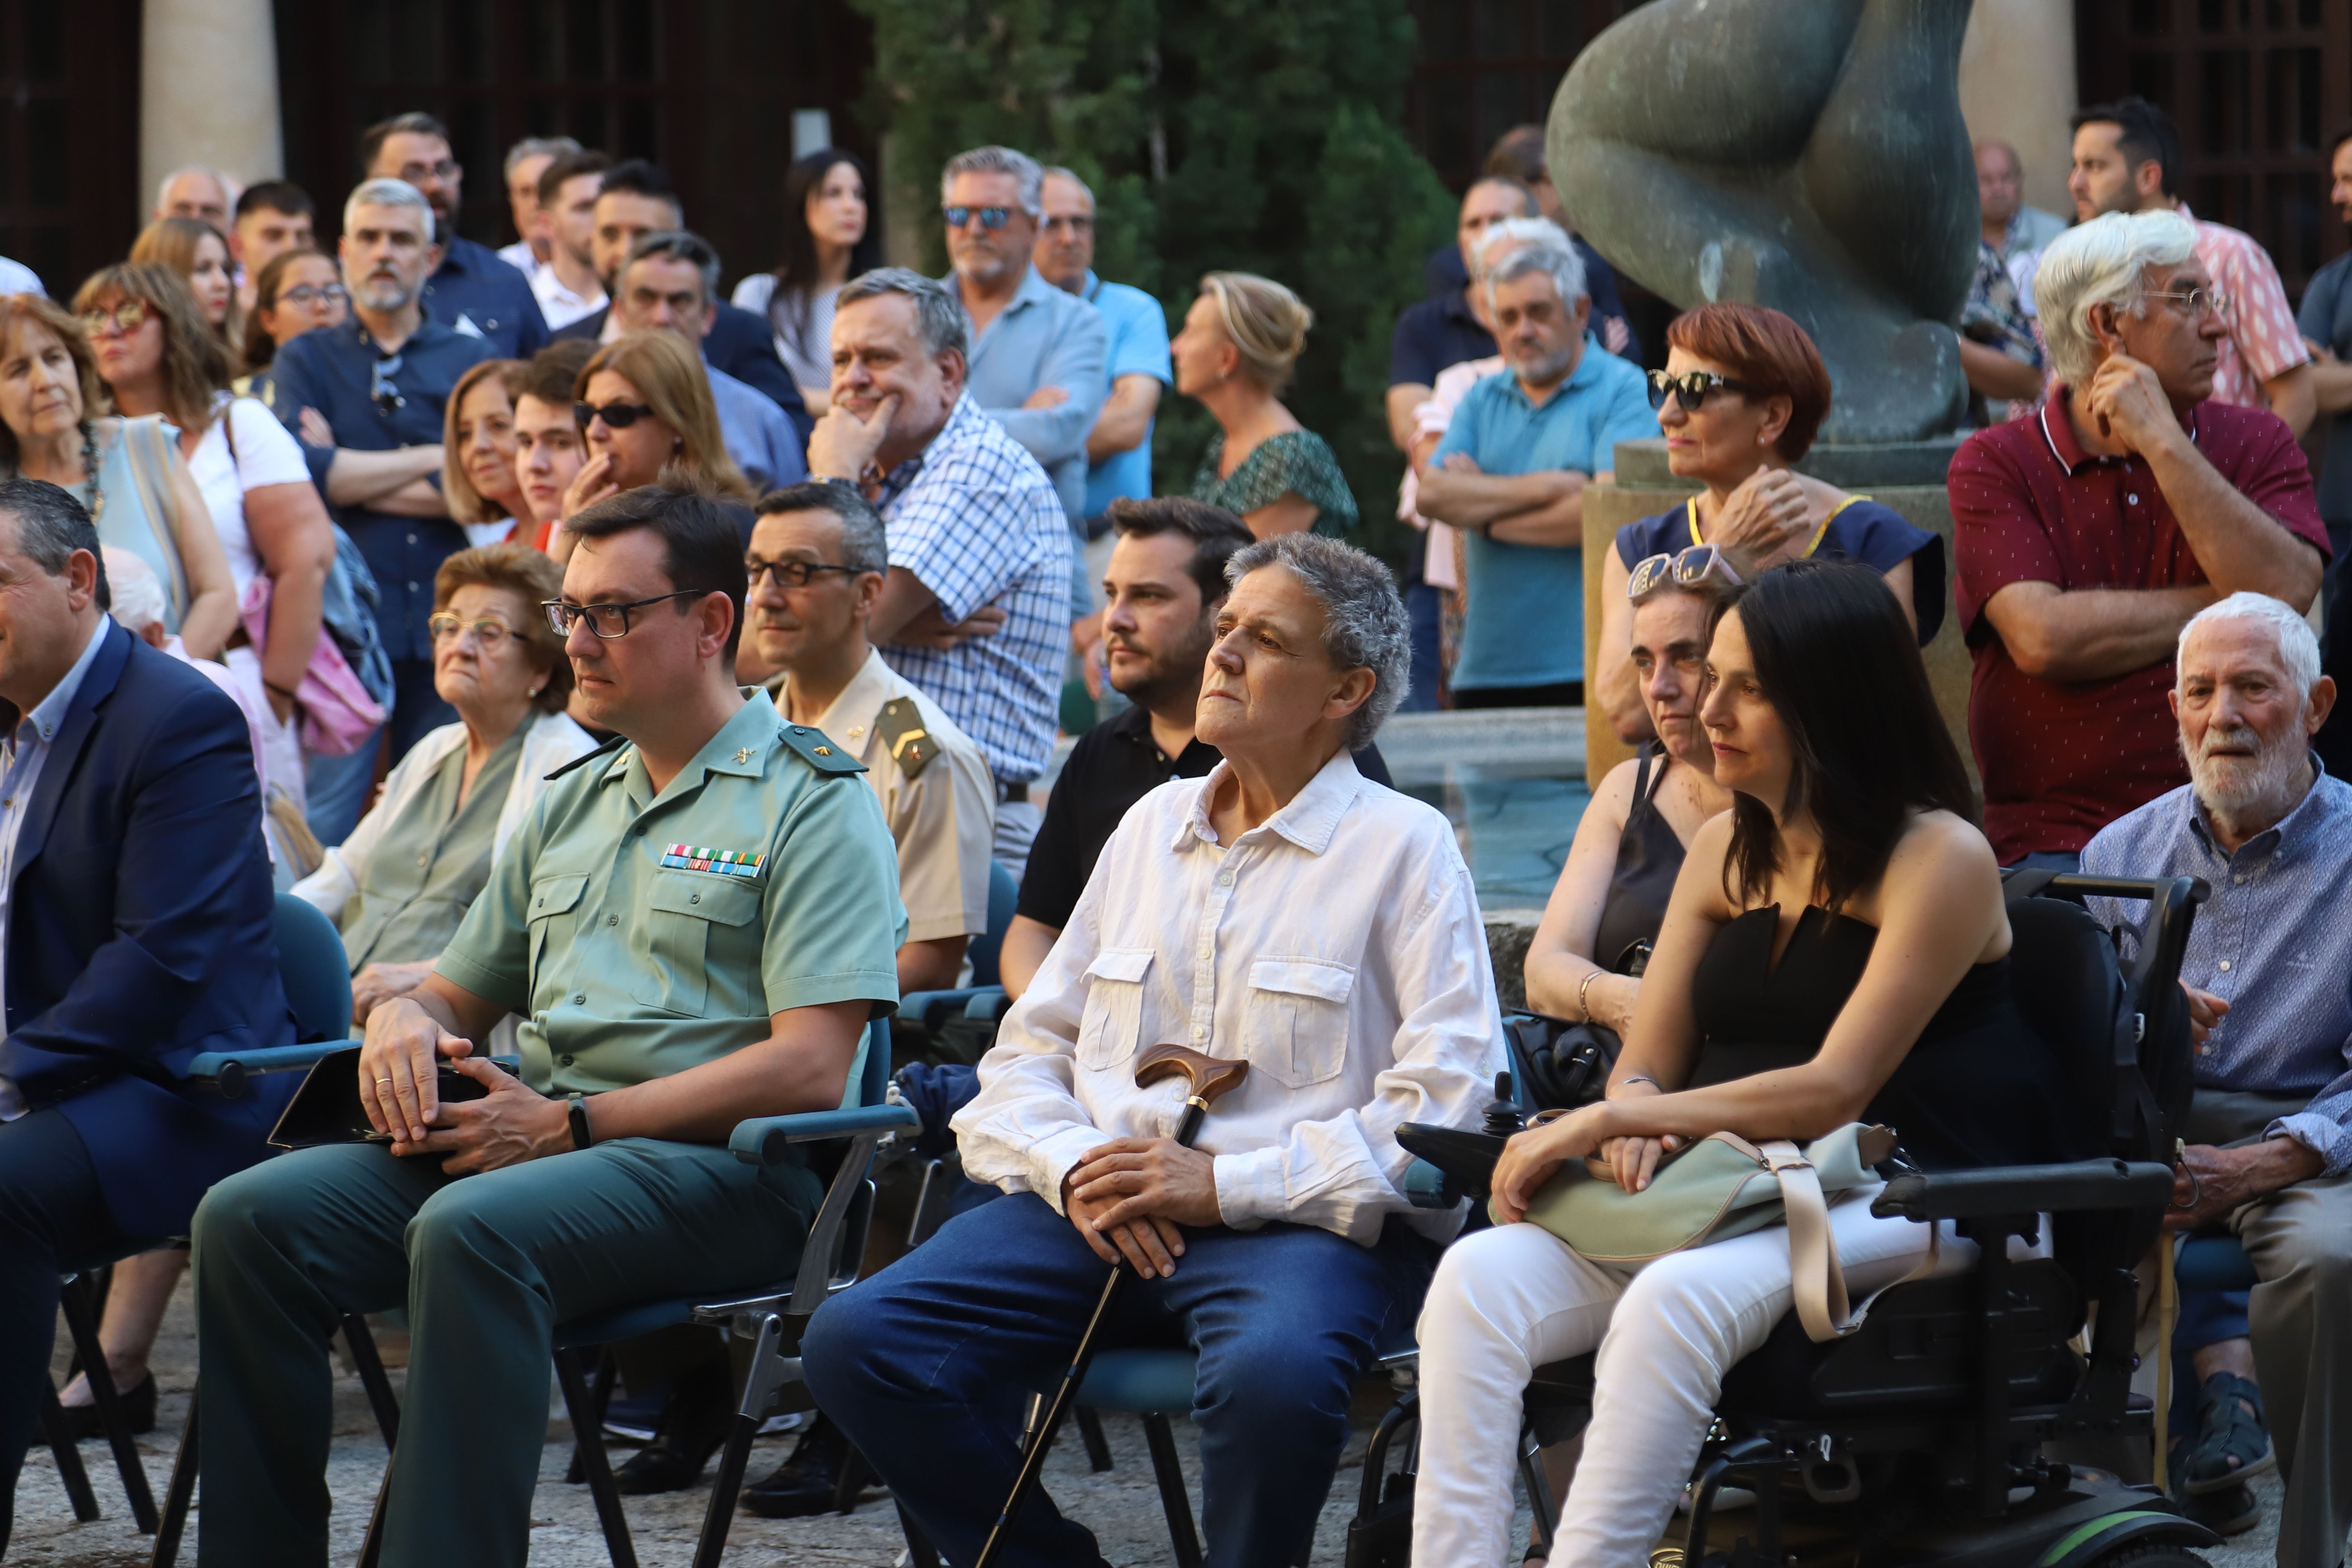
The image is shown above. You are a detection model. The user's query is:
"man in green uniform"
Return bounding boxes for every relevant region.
[190,486,905,1568]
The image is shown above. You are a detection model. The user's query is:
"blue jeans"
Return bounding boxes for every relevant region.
[304,729,381,846]
[2004,850,2082,874]
[804,1191,1436,1568]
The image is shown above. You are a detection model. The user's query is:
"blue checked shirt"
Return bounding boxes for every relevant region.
[872,395,1072,782]
[2082,760,2352,1174]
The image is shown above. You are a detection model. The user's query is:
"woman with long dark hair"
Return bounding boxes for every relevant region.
[730,149,879,414]
[1410,560,2089,1568]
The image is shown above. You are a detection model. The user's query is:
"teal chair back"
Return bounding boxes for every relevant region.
[967,861,1020,988]
[273,894,352,1043]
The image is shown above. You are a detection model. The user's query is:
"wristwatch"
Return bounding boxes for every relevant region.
[567,1092,594,1151]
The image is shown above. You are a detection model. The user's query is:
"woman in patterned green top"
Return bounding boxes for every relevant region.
[1176,270,1358,537]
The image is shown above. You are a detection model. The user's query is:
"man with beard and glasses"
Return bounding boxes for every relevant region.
[358,112,550,359]
[2082,593,2352,1560]
[997,498,1391,999]
[268,178,494,827]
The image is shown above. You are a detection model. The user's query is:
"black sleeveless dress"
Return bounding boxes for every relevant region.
[1591,743,1686,975]
[1686,905,2085,1171]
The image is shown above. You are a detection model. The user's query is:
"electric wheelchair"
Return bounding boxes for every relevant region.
[1358,872,2219,1568]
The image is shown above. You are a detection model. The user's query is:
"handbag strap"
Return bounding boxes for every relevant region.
[1763,1139,1942,1343]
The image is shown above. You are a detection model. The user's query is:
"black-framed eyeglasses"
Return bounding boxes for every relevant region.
[279,283,349,309]
[542,590,705,640]
[1646,369,1756,412]
[1041,213,1095,235]
[1627,544,1744,602]
[576,400,656,430]
[942,205,1015,230]
[371,355,406,416]
[427,613,524,645]
[745,557,867,590]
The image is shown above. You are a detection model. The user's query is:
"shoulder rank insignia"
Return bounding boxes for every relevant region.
[776,722,868,776]
[661,844,763,877]
[876,697,937,779]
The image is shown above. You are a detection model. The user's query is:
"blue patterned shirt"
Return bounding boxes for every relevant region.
[2082,760,2352,1174]
[872,395,1072,782]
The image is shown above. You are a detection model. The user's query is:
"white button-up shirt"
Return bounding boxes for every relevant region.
[954,749,1504,1243]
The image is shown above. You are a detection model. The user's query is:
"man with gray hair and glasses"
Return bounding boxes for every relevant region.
[2081,593,2352,1560]
[804,533,1501,1568]
[1951,209,2327,872]
[808,266,1071,875]
[938,144,1107,533]
[611,230,804,493]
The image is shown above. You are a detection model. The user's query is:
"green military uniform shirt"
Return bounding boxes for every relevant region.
[434,689,905,1096]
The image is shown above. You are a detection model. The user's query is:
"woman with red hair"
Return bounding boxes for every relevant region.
[1592,302,1942,743]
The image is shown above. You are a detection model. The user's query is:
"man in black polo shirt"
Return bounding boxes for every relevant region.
[998,498,1391,997]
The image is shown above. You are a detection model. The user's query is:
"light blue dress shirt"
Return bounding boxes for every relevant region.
[948,264,1108,530]
[705,359,806,496]
[1078,271,1173,520]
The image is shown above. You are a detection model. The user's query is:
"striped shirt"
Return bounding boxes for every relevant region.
[2082,763,2352,1175]
[872,395,1073,782]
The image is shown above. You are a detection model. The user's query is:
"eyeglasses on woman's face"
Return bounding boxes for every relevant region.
[428,612,525,646]
[78,300,151,340]
[1627,543,1744,603]
[576,400,657,430]
[542,590,706,640]
[1646,369,1756,413]
[279,283,350,310]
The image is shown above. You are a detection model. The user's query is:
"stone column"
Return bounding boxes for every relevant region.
[1957,0,2079,217]
[139,0,283,219]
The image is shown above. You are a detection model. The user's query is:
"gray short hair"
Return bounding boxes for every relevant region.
[2035,210,2200,386]
[836,267,969,360]
[941,146,1044,216]
[1485,232,1587,313]
[2179,591,2323,698]
[0,477,108,611]
[1472,216,1573,280]
[755,481,889,574]
[155,166,239,214]
[504,136,581,177]
[624,230,721,307]
[1043,166,1094,207]
[1225,533,1409,750]
[343,178,434,237]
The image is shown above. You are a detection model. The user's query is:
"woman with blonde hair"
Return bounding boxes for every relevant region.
[130,216,238,346]
[1174,270,1357,538]
[0,292,234,656]
[442,358,529,547]
[75,262,331,806]
[557,331,753,556]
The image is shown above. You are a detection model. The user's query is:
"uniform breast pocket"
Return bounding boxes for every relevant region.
[1243,958,1356,1088]
[1075,949,1154,1072]
[630,874,762,1016]
[527,874,590,981]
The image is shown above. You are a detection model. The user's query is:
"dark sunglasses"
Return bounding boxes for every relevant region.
[1626,544,1744,602]
[371,355,406,416]
[576,400,657,430]
[941,205,1015,230]
[1646,369,1756,412]
[745,557,867,590]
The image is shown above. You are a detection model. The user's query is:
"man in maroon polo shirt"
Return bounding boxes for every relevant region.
[1951,209,2326,868]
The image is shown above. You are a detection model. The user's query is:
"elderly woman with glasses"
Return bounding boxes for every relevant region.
[292,543,596,1027]
[1591,303,1943,744]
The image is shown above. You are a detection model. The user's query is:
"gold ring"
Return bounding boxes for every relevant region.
[375,1077,396,1086]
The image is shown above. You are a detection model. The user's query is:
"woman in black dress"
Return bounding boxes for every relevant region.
[1412,560,2085,1568]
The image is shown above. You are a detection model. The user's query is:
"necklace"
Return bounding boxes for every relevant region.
[78,420,103,522]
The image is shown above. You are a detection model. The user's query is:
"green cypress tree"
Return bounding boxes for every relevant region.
[847,0,1454,566]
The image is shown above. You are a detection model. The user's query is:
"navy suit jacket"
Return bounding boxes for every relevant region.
[0,623,294,1237]
[553,302,815,449]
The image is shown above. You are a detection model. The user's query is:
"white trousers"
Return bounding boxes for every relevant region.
[1410,1187,1983,1568]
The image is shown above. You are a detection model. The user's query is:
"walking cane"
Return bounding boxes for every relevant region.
[972,1043,1250,1568]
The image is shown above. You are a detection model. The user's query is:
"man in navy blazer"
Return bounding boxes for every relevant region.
[0,479,293,1551]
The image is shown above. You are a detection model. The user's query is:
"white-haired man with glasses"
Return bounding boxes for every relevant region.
[1950,208,2327,873]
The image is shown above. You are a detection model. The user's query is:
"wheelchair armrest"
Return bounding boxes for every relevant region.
[185,1041,351,1099]
[1397,1123,1507,1200]
[1403,1158,1461,1210]
[1870,1158,2174,1222]
[730,1104,921,1167]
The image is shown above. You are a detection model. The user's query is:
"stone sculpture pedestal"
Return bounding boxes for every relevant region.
[1581,438,1977,794]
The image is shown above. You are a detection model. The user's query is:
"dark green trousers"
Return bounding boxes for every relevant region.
[190,1138,818,1568]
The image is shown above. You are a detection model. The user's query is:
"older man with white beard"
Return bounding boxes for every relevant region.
[2082,591,2352,1565]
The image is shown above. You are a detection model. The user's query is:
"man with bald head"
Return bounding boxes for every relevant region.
[153,167,239,230]
[1976,140,2068,264]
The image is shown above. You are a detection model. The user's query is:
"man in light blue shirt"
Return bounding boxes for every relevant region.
[1420,234,1657,706]
[937,146,1107,533]
[1034,168,1172,526]
[612,232,805,495]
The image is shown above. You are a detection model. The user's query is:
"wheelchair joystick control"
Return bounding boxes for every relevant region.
[1482,1072,1524,1138]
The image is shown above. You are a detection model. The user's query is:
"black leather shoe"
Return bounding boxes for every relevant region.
[609,1366,730,1496]
[2180,1481,2261,1537]
[741,1414,852,1519]
[59,1372,157,1441]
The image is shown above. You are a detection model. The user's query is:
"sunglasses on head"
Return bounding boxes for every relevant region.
[576,400,657,430]
[1627,544,1743,603]
[78,300,151,339]
[1646,369,1756,413]
[942,205,1015,231]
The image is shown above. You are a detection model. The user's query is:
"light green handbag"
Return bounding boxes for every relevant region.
[1512,1122,1931,1342]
